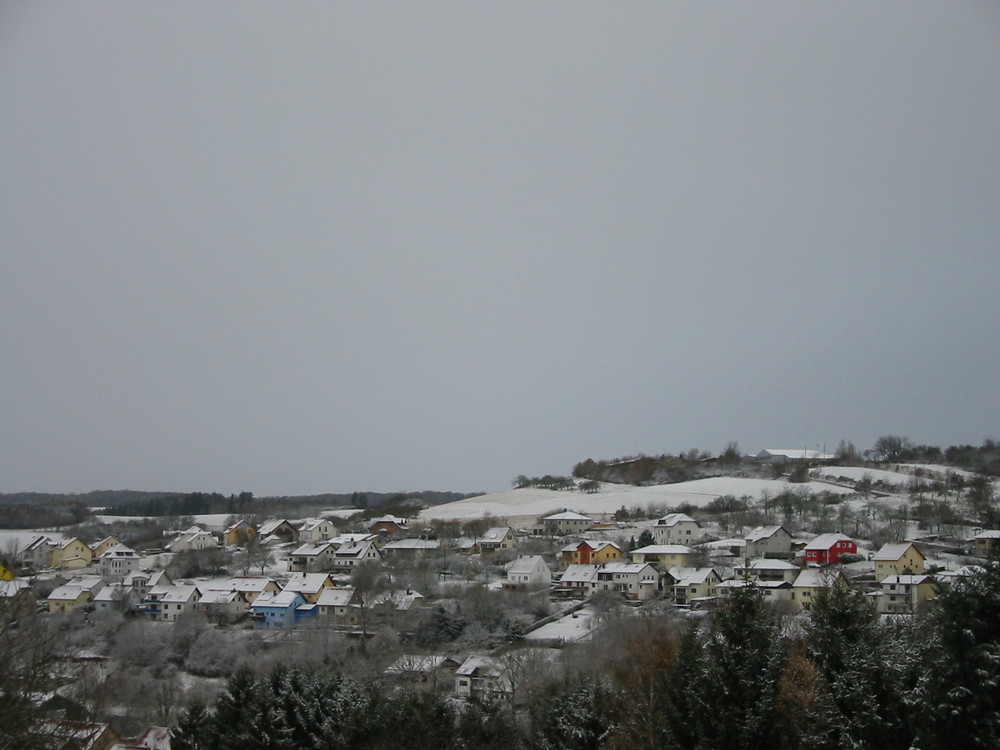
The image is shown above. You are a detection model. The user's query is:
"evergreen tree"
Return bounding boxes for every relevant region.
[661,622,703,750]
[695,586,785,750]
[457,697,517,750]
[807,578,916,749]
[170,700,211,750]
[912,562,1000,749]
[531,677,619,750]
[211,668,262,750]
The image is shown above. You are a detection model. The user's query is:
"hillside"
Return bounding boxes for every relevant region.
[417,476,853,522]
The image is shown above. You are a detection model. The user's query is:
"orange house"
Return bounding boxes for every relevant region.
[559,540,622,569]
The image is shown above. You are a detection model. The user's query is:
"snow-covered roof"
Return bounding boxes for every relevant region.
[334,540,378,558]
[793,569,841,588]
[383,539,440,551]
[543,511,593,521]
[739,558,799,571]
[196,590,244,606]
[0,579,31,598]
[560,564,600,584]
[656,513,698,527]
[290,542,335,557]
[600,561,656,574]
[384,655,455,675]
[668,567,717,586]
[506,556,548,575]
[873,542,923,561]
[804,533,854,551]
[632,544,695,555]
[560,540,620,553]
[152,584,200,603]
[315,587,357,607]
[257,519,294,535]
[299,518,335,531]
[19,534,55,553]
[253,590,302,608]
[48,584,89,601]
[717,579,792,590]
[283,573,332,593]
[882,574,933,585]
[98,543,138,559]
[456,656,500,677]
[478,527,513,542]
[974,530,1000,540]
[745,525,788,542]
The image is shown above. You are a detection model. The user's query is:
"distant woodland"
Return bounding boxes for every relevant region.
[0,489,475,529]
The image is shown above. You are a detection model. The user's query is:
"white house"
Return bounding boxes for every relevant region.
[651,513,701,545]
[503,556,551,590]
[97,544,143,580]
[19,535,57,570]
[454,656,511,701]
[288,542,338,573]
[735,558,800,584]
[165,527,218,552]
[542,511,594,535]
[298,518,339,543]
[556,562,658,600]
[145,584,202,621]
[328,539,383,574]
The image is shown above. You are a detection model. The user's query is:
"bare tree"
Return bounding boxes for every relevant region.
[0,601,78,750]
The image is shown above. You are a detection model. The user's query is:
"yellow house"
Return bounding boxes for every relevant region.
[791,569,846,610]
[282,573,335,603]
[973,531,1000,558]
[873,542,926,581]
[630,545,696,570]
[48,583,93,613]
[51,538,93,569]
[91,536,120,558]
[224,521,257,547]
[669,567,721,605]
[559,540,623,568]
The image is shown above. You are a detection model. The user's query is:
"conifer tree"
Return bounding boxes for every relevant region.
[912,562,1000,749]
[695,586,785,750]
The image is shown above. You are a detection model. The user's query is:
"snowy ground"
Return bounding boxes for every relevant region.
[814,466,918,486]
[523,606,595,643]
[417,477,853,522]
[0,528,66,552]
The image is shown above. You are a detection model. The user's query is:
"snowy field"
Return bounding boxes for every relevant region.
[418,477,854,522]
[0,528,66,552]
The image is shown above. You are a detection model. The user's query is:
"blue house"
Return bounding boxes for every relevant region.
[251,589,305,629]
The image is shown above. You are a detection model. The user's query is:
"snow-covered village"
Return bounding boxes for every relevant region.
[3,441,1000,749]
[5,3,1000,748]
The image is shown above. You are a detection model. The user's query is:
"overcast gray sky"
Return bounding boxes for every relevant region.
[2,3,999,496]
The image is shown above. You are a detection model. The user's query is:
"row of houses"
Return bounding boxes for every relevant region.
[39,568,428,629]
[19,535,145,575]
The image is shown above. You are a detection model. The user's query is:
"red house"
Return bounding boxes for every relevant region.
[804,534,858,565]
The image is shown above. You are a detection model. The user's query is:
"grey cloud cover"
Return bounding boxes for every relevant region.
[2,2,999,495]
